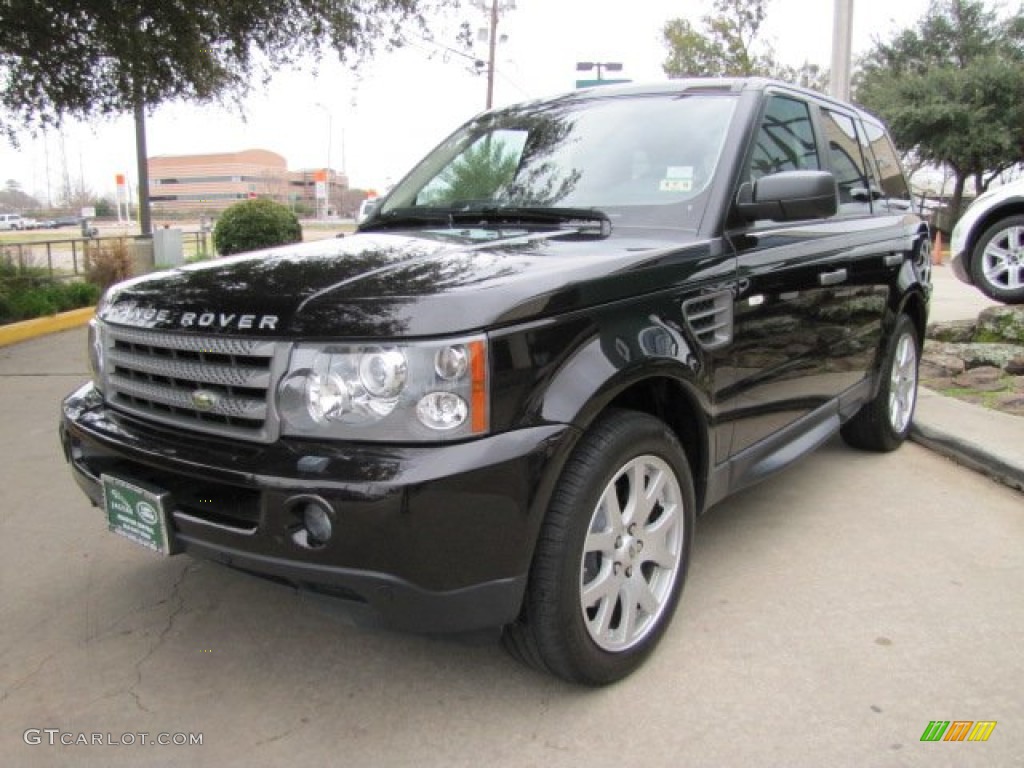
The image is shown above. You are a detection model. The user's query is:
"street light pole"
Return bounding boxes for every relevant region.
[314,102,333,218]
[830,0,854,101]
[575,61,624,84]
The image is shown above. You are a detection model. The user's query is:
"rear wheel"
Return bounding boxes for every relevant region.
[503,410,695,685]
[969,215,1024,304]
[841,314,919,452]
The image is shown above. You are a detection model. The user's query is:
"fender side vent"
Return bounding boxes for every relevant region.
[682,291,734,350]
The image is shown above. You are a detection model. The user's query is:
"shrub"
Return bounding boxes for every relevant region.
[0,280,101,324]
[213,199,303,256]
[6,290,58,320]
[64,281,101,307]
[85,239,133,291]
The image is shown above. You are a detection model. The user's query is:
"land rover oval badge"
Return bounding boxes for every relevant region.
[191,389,219,411]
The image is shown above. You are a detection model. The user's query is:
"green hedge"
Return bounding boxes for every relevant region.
[0,274,99,324]
[213,199,303,256]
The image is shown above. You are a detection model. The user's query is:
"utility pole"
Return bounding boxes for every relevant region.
[830,0,854,101]
[486,0,499,109]
[474,0,515,109]
[134,97,152,235]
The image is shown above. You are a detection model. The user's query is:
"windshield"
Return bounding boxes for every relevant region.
[376,92,738,231]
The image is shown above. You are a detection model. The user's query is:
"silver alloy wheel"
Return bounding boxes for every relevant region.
[981,225,1024,292]
[888,331,918,434]
[916,236,932,287]
[579,455,685,652]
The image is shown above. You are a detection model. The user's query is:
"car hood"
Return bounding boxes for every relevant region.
[99,228,718,338]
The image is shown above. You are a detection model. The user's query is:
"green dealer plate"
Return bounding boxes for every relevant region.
[102,474,174,555]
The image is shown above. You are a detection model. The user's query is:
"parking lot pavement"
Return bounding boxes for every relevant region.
[2,329,1023,767]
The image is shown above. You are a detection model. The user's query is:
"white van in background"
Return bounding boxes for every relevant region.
[0,213,25,230]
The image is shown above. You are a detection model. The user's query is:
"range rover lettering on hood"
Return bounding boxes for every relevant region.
[104,301,279,331]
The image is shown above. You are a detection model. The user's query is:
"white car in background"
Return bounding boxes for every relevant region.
[950,177,1024,304]
[0,213,25,230]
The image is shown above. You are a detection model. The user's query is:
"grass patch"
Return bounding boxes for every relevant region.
[935,383,1015,410]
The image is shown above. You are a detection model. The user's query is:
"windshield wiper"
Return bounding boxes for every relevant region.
[360,208,453,230]
[363,205,613,237]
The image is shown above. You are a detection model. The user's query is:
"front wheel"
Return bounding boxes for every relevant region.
[969,215,1024,304]
[503,410,695,685]
[841,314,920,452]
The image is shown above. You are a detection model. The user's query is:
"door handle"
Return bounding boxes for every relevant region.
[884,253,904,267]
[818,268,848,286]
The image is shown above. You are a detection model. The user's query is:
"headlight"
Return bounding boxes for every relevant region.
[278,335,488,442]
[87,318,105,392]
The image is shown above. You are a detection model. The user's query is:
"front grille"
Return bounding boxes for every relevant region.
[103,326,288,443]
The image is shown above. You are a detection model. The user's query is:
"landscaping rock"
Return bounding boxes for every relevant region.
[921,308,1024,416]
[927,319,976,343]
[994,393,1024,416]
[959,343,1024,371]
[920,353,966,378]
[951,366,1006,392]
[976,306,1024,343]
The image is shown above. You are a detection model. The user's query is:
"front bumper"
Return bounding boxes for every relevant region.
[60,383,574,632]
[949,221,972,285]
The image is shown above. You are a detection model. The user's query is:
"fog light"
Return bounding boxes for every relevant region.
[303,502,333,546]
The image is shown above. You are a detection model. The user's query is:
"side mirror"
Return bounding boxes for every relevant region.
[736,170,838,222]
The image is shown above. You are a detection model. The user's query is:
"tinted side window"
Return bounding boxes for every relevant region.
[748,95,820,181]
[821,108,870,205]
[862,121,911,201]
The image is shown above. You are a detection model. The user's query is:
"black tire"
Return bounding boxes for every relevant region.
[969,215,1024,304]
[503,409,695,685]
[841,314,920,452]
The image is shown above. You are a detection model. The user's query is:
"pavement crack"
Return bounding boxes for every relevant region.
[0,652,58,705]
[253,718,311,748]
[125,561,196,713]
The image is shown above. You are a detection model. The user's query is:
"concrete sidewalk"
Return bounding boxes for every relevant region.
[914,266,1024,493]
[911,388,1024,492]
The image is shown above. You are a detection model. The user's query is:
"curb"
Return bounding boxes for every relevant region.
[910,422,1024,494]
[0,306,95,348]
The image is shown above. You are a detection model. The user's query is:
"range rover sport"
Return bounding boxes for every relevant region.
[60,78,930,685]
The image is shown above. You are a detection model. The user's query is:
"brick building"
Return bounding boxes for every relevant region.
[148,149,349,216]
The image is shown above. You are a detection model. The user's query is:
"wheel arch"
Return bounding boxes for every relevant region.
[963,201,1024,269]
[898,286,928,347]
[540,348,712,518]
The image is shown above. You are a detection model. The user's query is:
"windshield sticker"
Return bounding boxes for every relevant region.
[659,179,693,192]
[667,166,694,179]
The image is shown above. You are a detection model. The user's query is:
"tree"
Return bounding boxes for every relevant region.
[661,0,828,92]
[0,1,445,232]
[663,0,772,78]
[0,184,39,212]
[857,0,1024,222]
[427,137,519,204]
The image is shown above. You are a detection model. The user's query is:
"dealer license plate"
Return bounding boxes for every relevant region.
[101,474,174,555]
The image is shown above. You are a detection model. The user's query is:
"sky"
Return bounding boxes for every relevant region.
[1,0,937,206]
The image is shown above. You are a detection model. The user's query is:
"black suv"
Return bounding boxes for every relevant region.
[60,79,930,685]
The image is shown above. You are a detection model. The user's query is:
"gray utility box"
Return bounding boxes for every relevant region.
[153,227,184,267]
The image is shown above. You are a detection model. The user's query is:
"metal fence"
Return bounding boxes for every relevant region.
[0,231,212,282]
